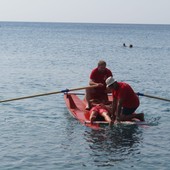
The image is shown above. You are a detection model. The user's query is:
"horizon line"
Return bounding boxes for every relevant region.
[0,20,170,26]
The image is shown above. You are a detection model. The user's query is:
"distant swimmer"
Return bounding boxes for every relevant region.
[123,43,126,47]
[123,43,133,48]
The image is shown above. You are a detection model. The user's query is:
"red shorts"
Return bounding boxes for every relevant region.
[90,105,108,116]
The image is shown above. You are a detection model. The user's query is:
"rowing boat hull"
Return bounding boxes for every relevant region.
[64,93,101,129]
[64,93,146,129]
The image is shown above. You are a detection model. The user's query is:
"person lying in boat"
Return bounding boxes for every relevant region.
[89,101,113,126]
[85,60,113,110]
[105,76,144,123]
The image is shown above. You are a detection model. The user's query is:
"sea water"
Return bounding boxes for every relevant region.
[0,22,170,170]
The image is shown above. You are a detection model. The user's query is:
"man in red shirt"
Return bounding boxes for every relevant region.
[85,60,113,110]
[105,76,144,122]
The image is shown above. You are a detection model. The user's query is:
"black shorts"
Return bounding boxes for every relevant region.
[122,107,137,115]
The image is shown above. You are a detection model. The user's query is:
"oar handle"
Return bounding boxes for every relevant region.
[137,92,170,102]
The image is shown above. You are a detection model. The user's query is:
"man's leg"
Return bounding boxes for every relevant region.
[90,111,97,124]
[101,112,113,126]
[121,113,145,121]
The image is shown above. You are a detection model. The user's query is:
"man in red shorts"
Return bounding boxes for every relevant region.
[89,103,112,126]
[85,60,113,110]
[105,76,144,122]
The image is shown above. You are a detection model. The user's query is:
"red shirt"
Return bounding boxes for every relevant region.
[112,82,139,108]
[90,104,109,116]
[90,67,112,89]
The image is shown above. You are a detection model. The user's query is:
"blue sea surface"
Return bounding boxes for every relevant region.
[0,22,170,170]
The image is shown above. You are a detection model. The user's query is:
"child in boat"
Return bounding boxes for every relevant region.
[89,101,113,126]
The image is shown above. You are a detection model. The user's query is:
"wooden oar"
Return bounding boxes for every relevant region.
[0,85,98,103]
[137,92,170,102]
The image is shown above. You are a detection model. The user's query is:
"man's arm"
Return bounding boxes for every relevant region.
[116,99,123,121]
[89,79,103,87]
[111,99,117,118]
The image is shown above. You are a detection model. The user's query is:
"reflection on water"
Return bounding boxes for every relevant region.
[84,125,143,167]
[63,108,160,168]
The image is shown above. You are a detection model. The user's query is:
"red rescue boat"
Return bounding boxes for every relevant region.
[64,93,147,129]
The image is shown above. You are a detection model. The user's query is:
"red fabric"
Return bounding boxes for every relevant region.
[90,67,112,84]
[112,82,139,108]
[90,104,108,116]
[89,67,112,100]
